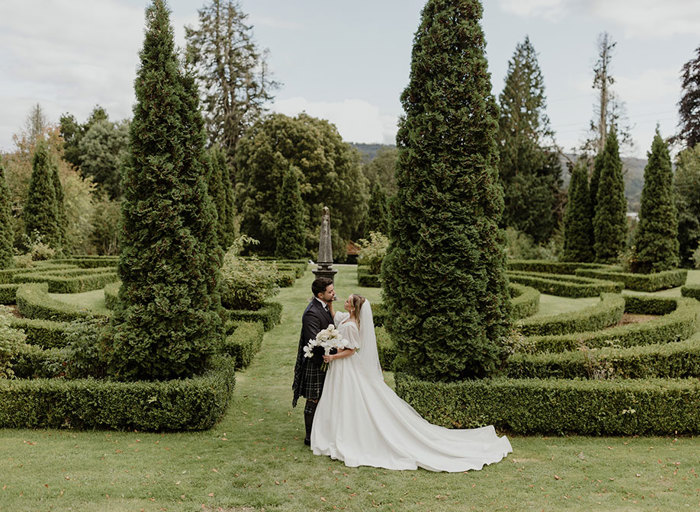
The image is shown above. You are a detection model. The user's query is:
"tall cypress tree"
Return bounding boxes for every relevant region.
[381,0,510,382]
[23,141,62,249]
[209,145,236,249]
[110,0,223,381]
[589,152,603,218]
[51,160,67,250]
[593,130,627,263]
[362,182,389,236]
[631,131,679,272]
[275,165,306,259]
[0,159,13,269]
[562,160,594,262]
[206,146,227,250]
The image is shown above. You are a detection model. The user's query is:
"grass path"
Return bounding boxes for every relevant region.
[1,266,698,511]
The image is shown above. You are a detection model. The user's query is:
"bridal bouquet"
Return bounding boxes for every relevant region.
[303,324,348,370]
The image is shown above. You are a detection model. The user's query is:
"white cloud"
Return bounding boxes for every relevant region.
[249,14,304,31]
[498,0,573,21]
[271,97,397,144]
[615,67,679,104]
[590,0,700,38]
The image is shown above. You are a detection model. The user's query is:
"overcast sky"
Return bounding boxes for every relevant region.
[1,0,699,158]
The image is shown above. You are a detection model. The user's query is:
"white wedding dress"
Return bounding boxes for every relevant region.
[311,301,512,472]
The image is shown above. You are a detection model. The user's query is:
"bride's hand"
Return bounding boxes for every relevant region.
[323,354,333,363]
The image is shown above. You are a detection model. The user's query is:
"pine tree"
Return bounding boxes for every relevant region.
[381,0,510,382]
[275,165,306,259]
[562,159,594,262]
[498,36,562,244]
[110,0,223,381]
[593,130,627,263]
[362,182,389,236]
[676,46,700,149]
[631,132,679,272]
[0,159,13,269]
[23,141,62,249]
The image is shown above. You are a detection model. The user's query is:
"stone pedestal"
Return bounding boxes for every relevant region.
[312,206,337,281]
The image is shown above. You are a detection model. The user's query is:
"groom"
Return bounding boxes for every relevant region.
[292,276,336,445]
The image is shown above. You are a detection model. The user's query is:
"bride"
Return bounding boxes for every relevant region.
[310,294,512,472]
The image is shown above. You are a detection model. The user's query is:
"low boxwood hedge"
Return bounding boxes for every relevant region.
[276,269,296,288]
[394,372,700,435]
[520,296,699,353]
[8,317,71,348]
[11,344,70,379]
[681,284,700,301]
[224,302,282,332]
[0,284,19,304]
[515,293,624,336]
[51,256,119,269]
[357,265,381,288]
[509,283,539,320]
[0,356,235,431]
[104,281,120,310]
[507,260,612,275]
[14,271,118,293]
[220,321,265,369]
[16,283,108,322]
[376,326,396,369]
[506,331,700,380]
[276,263,307,279]
[507,270,623,297]
[575,268,688,292]
[0,265,78,284]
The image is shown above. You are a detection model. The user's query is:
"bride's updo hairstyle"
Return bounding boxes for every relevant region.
[351,294,366,328]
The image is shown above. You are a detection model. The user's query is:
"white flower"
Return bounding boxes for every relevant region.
[303,345,313,358]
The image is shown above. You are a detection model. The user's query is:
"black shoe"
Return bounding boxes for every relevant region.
[304,438,310,446]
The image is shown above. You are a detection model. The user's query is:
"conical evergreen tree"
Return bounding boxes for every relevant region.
[210,145,236,249]
[381,0,510,382]
[110,0,223,381]
[275,165,306,259]
[0,158,13,269]
[51,160,66,250]
[631,131,679,272]
[362,182,389,236]
[206,146,227,250]
[23,140,62,249]
[589,151,603,217]
[562,160,593,262]
[593,130,627,262]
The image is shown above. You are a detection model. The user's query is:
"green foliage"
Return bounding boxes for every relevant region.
[498,36,562,244]
[108,0,225,381]
[375,326,397,370]
[220,321,264,369]
[576,267,688,292]
[13,268,118,294]
[275,166,306,259]
[674,144,700,267]
[0,284,19,304]
[64,318,110,379]
[506,270,623,297]
[589,149,603,214]
[207,145,236,250]
[507,259,611,274]
[220,242,279,310]
[361,183,389,237]
[503,227,558,260]
[59,106,109,169]
[7,316,71,349]
[382,0,511,381]
[235,113,369,257]
[23,141,63,250]
[0,357,235,430]
[0,160,13,270]
[630,132,679,272]
[562,159,594,262]
[0,307,26,379]
[77,119,129,199]
[16,283,103,322]
[682,284,700,300]
[357,266,381,287]
[676,45,700,149]
[362,146,398,195]
[515,293,625,336]
[104,281,120,310]
[89,195,121,255]
[357,231,389,275]
[509,283,540,320]
[593,130,627,262]
[395,372,700,435]
[225,301,282,332]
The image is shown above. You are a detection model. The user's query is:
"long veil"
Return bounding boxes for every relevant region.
[357,300,383,380]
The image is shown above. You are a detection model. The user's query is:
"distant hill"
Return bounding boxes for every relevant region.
[352,143,646,213]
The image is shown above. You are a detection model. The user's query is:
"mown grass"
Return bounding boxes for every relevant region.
[1,266,698,511]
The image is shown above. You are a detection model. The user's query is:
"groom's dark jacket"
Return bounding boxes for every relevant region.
[292,298,334,407]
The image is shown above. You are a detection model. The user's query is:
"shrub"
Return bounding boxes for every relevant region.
[221,242,279,311]
[15,283,106,322]
[224,302,282,332]
[64,318,110,379]
[515,293,624,336]
[357,232,389,275]
[394,372,700,435]
[503,228,558,261]
[220,321,264,369]
[357,266,381,287]
[376,326,396,369]
[275,270,296,288]
[507,270,623,297]
[0,307,26,378]
[507,259,611,274]
[682,284,700,301]
[0,284,19,305]
[13,270,118,293]
[104,281,120,310]
[575,268,688,292]
[10,344,69,379]
[7,317,71,348]
[509,283,540,320]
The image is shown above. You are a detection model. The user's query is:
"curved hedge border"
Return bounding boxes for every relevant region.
[14,270,118,293]
[0,356,235,431]
[507,260,612,274]
[576,268,688,292]
[520,296,699,353]
[515,293,624,336]
[8,317,71,348]
[225,302,282,332]
[220,321,265,369]
[507,270,623,297]
[394,372,700,435]
[507,331,700,379]
[682,284,700,301]
[509,283,540,320]
[16,283,108,322]
[0,284,19,304]
[358,265,380,287]
[0,265,78,284]
[51,256,119,269]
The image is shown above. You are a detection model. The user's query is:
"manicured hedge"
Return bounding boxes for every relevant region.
[507,270,623,297]
[506,331,700,380]
[507,260,612,274]
[15,283,108,322]
[14,270,118,293]
[510,283,540,320]
[0,284,19,304]
[104,281,120,310]
[682,284,700,301]
[276,269,296,288]
[520,296,699,353]
[357,265,381,287]
[51,256,119,269]
[0,265,78,284]
[11,344,69,379]
[515,293,624,336]
[0,356,235,431]
[376,326,396,369]
[8,317,70,348]
[220,321,265,369]
[276,262,307,279]
[372,302,387,327]
[394,372,700,435]
[575,268,688,292]
[224,302,282,332]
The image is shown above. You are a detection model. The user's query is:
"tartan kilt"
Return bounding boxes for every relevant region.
[299,359,326,401]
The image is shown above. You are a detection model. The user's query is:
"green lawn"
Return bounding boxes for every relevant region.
[48,288,111,315]
[1,266,698,511]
